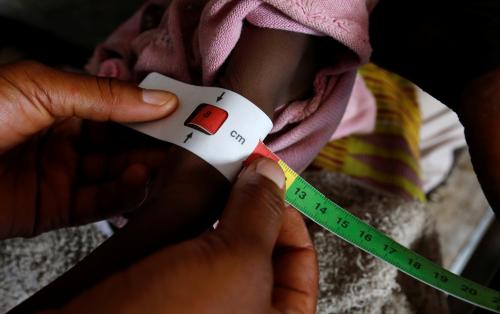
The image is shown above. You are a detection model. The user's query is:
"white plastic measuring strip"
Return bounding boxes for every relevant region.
[129,73,273,180]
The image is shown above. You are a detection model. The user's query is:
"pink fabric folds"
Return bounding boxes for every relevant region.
[87,0,375,172]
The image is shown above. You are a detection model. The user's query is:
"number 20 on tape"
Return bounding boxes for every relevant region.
[249,142,500,313]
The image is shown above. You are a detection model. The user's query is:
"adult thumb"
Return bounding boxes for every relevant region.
[217,158,286,256]
[0,61,177,151]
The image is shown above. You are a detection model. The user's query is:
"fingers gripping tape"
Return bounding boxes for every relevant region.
[128,73,273,180]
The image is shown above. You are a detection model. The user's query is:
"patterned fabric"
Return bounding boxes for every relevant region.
[312,63,425,201]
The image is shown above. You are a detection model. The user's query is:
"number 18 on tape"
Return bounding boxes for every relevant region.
[248,142,500,313]
[131,73,500,313]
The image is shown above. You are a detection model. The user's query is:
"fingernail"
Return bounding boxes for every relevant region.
[142,89,177,108]
[255,159,285,189]
[238,160,258,178]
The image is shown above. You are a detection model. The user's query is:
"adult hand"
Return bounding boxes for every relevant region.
[53,158,318,314]
[0,61,178,239]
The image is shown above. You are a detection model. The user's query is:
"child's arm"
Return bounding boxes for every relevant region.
[219,24,325,116]
[11,25,326,312]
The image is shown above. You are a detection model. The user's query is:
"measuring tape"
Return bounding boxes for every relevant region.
[250,143,500,313]
[131,73,500,313]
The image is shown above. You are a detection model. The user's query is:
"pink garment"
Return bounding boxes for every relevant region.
[87,0,375,172]
[331,73,376,141]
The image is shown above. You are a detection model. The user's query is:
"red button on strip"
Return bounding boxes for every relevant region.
[185,104,228,135]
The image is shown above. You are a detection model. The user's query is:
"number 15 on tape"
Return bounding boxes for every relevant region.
[248,142,500,313]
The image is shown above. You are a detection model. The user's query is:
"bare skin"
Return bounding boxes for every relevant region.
[45,159,318,314]
[0,61,178,240]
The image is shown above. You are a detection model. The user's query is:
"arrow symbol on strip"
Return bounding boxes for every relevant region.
[184,132,193,143]
[217,92,225,102]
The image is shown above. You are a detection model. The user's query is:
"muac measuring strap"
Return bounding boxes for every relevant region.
[130,73,500,313]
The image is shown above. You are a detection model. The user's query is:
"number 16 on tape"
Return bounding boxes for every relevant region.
[248,142,500,313]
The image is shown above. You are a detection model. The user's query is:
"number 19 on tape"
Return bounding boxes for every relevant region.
[249,142,500,313]
[135,73,500,313]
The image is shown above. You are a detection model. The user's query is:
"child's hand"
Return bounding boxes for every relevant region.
[52,159,318,314]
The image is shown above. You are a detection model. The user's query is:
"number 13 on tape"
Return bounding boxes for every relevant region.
[133,73,500,313]
[248,142,500,313]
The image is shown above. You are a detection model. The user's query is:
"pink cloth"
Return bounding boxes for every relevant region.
[332,73,376,141]
[87,0,375,172]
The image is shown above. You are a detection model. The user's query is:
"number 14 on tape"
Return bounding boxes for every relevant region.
[247,142,500,313]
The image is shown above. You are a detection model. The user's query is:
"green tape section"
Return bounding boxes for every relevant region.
[285,175,500,313]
